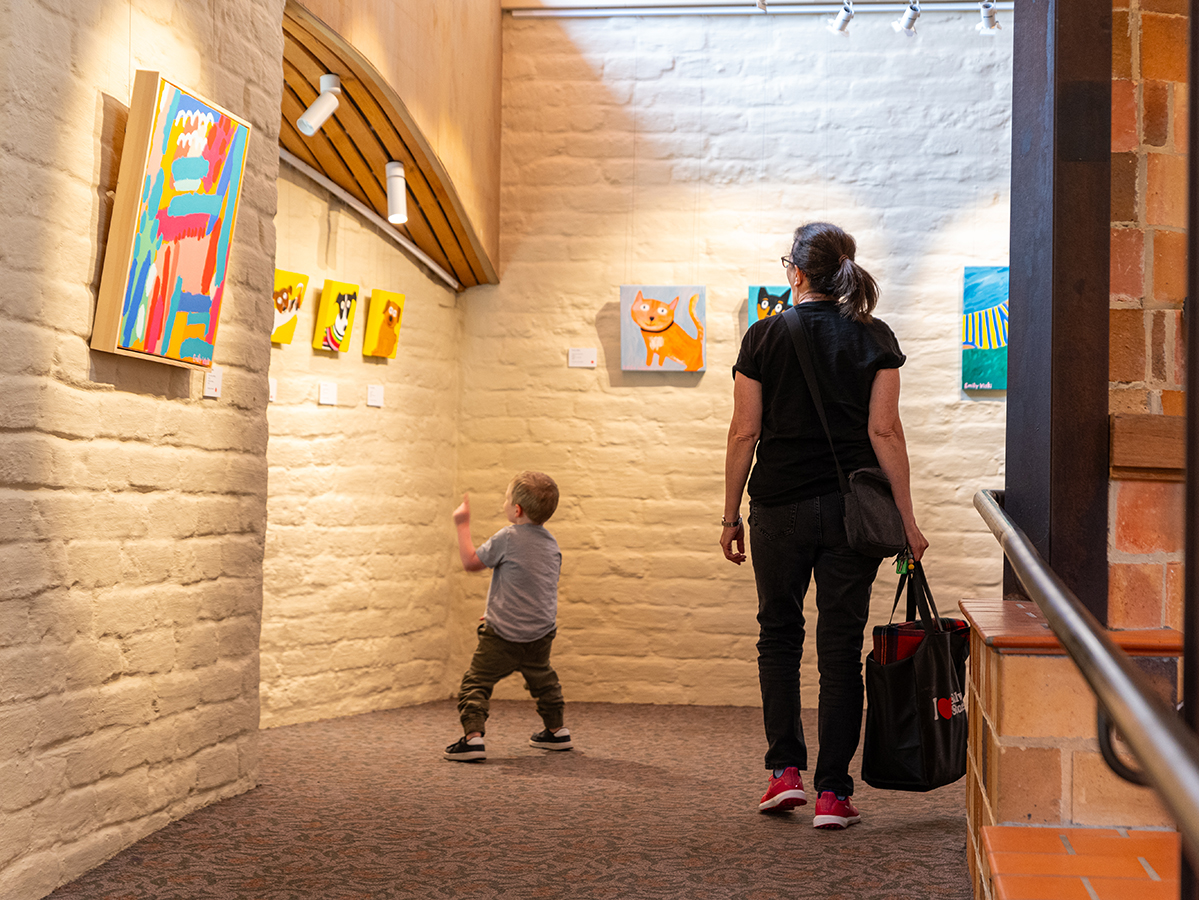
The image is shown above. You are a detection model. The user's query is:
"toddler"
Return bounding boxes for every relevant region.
[444,471,572,761]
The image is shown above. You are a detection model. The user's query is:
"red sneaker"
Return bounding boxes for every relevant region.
[758,767,807,812]
[813,791,861,829]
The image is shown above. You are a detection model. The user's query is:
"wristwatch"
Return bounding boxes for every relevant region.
[721,515,743,528]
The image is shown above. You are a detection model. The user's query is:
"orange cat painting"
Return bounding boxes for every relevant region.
[621,286,706,372]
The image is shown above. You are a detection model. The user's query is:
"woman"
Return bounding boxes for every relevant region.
[721,222,927,829]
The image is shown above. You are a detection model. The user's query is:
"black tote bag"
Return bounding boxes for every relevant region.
[861,562,970,792]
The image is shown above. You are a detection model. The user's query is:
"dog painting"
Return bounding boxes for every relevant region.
[311,279,359,352]
[363,289,405,359]
[271,270,307,344]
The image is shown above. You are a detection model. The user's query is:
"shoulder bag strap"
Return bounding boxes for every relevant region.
[781,306,850,494]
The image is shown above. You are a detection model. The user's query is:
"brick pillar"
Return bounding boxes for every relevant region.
[1108,0,1189,630]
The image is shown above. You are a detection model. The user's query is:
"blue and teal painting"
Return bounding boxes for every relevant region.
[961,266,1009,391]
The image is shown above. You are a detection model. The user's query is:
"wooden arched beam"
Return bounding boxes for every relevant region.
[281,3,498,289]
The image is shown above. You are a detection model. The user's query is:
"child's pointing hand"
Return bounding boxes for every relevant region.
[452,494,471,525]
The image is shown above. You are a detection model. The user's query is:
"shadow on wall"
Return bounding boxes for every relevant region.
[87,93,195,399]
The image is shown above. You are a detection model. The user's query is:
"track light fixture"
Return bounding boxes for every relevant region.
[297,74,341,136]
[892,1,919,35]
[385,162,408,225]
[827,1,853,35]
[976,1,1001,33]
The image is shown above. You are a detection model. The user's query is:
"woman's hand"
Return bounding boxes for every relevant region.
[721,521,746,565]
[722,373,762,568]
[904,519,929,562]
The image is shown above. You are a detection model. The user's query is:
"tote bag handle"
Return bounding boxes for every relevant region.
[887,561,944,634]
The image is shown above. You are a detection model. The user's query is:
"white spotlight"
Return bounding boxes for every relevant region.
[385,162,407,225]
[827,2,853,35]
[892,2,920,36]
[297,74,341,136]
[976,1,1001,34]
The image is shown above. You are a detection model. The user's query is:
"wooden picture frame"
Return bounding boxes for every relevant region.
[91,70,252,370]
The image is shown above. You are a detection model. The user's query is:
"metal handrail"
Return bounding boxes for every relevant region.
[974,488,1199,857]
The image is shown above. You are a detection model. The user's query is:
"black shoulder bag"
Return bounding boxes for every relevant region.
[780,306,907,558]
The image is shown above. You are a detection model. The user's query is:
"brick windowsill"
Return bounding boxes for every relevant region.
[959,599,1183,656]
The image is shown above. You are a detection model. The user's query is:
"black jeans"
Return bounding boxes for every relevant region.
[750,491,882,797]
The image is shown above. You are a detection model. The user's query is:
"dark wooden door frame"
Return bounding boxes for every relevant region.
[1004,0,1111,620]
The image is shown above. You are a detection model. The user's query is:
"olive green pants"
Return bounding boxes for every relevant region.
[457,622,564,736]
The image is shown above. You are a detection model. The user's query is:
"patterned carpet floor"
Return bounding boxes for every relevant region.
[49,700,970,899]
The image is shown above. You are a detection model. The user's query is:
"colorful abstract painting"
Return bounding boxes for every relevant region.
[271,270,308,344]
[747,285,792,327]
[620,285,706,372]
[362,290,405,359]
[962,265,1009,390]
[312,280,359,352]
[91,71,251,369]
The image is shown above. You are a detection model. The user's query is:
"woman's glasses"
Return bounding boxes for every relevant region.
[780,256,794,269]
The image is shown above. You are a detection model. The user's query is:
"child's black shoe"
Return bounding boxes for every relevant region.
[529,727,573,751]
[444,735,486,761]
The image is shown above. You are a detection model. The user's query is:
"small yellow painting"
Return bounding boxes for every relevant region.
[311,280,358,352]
[362,290,405,359]
[271,269,308,344]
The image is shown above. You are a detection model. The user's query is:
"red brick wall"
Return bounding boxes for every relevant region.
[1109,0,1188,629]
[1110,0,1188,416]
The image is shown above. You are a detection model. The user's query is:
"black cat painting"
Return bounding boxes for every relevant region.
[755,286,791,321]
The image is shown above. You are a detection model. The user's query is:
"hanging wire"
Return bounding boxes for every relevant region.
[127,0,133,97]
[754,12,774,289]
[690,23,704,286]
[623,27,641,285]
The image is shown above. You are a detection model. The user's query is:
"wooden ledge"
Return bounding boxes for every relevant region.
[959,599,1183,656]
[1110,414,1184,482]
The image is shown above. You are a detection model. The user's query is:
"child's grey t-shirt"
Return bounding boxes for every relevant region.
[476,523,562,643]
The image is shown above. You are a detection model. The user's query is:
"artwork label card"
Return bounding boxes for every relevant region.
[620,285,706,372]
[568,348,597,368]
[203,366,222,399]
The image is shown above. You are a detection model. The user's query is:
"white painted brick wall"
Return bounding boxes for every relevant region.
[259,170,463,728]
[454,12,1012,712]
[3,7,1016,892]
[0,2,284,898]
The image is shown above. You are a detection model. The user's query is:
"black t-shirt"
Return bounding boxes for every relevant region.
[732,302,906,506]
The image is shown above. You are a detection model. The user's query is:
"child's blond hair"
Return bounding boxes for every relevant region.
[510,471,559,525]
